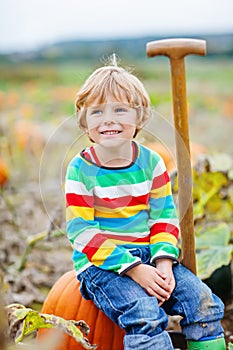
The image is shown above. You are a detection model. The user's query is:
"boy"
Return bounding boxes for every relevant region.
[65,62,225,349]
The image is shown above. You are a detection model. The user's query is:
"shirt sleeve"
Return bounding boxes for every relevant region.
[148,155,180,263]
[65,160,141,275]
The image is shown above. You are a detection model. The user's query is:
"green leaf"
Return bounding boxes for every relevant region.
[193,201,204,220]
[196,246,233,280]
[6,304,97,350]
[205,196,233,221]
[195,223,231,249]
[195,224,233,279]
[193,171,228,206]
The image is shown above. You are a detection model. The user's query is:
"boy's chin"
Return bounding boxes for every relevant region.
[99,137,131,148]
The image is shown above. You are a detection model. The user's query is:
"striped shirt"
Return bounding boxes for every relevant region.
[65,142,180,275]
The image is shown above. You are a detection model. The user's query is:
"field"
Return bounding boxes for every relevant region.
[0,57,233,347]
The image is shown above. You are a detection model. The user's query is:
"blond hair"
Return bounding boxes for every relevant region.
[75,65,151,134]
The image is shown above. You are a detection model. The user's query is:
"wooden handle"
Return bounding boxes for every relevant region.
[170,58,196,274]
[146,37,207,274]
[147,38,206,59]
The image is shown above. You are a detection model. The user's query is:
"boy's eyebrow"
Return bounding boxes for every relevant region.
[87,104,104,110]
[88,101,132,108]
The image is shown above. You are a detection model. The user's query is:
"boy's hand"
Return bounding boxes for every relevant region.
[155,258,176,303]
[125,263,173,305]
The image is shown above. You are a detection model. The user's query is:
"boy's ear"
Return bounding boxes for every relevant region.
[137,115,150,129]
[133,121,146,138]
[136,106,151,129]
[137,121,146,129]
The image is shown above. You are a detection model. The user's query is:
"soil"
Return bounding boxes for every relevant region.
[0,118,232,347]
[1,172,232,348]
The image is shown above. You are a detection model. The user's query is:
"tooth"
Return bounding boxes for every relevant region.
[103,131,118,135]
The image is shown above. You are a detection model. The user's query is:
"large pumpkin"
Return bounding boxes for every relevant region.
[37,270,125,350]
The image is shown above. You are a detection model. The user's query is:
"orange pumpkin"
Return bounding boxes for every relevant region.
[37,270,125,350]
[13,120,45,157]
[222,97,233,118]
[144,142,176,172]
[0,157,9,186]
[145,141,208,172]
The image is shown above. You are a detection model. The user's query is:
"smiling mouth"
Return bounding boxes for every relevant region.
[100,130,121,135]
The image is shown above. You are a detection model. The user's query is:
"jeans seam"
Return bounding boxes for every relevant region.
[85,270,123,315]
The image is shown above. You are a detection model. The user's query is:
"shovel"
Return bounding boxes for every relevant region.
[146,38,207,275]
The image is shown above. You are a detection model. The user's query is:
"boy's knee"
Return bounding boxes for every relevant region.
[180,282,225,340]
[118,297,168,336]
[174,265,224,317]
[195,285,224,321]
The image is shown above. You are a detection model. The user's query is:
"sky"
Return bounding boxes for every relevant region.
[0,0,233,53]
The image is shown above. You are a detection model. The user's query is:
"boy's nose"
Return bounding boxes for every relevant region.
[104,119,115,125]
[102,109,116,124]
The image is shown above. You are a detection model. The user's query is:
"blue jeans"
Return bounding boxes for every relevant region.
[78,247,224,350]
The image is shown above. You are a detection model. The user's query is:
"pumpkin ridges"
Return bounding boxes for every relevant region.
[54,271,82,350]
[67,275,83,350]
[72,290,99,349]
[93,308,114,350]
[37,271,125,350]
[112,323,125,350]
[39,271,80,350]
[54,271,80,319]
[41,271,74,314]
[81,294,125,350]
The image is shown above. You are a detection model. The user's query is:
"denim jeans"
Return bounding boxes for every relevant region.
[78,247,224,350]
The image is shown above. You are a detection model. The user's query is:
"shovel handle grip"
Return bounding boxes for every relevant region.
[147,38,206,59]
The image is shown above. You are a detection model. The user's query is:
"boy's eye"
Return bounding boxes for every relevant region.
[115,107,128,113]
[91,109,102,116]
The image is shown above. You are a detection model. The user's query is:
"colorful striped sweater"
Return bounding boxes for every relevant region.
[65,142,180,276]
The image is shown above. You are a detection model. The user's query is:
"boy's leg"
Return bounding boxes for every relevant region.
[163,264,225,348]
[78,265,174,350]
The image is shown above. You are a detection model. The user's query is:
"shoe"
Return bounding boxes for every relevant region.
[187,337,226,349]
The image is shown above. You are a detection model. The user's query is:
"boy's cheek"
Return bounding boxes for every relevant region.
[86,121,101,130]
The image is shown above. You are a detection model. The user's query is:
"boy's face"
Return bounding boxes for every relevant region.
[85,99,139,147]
